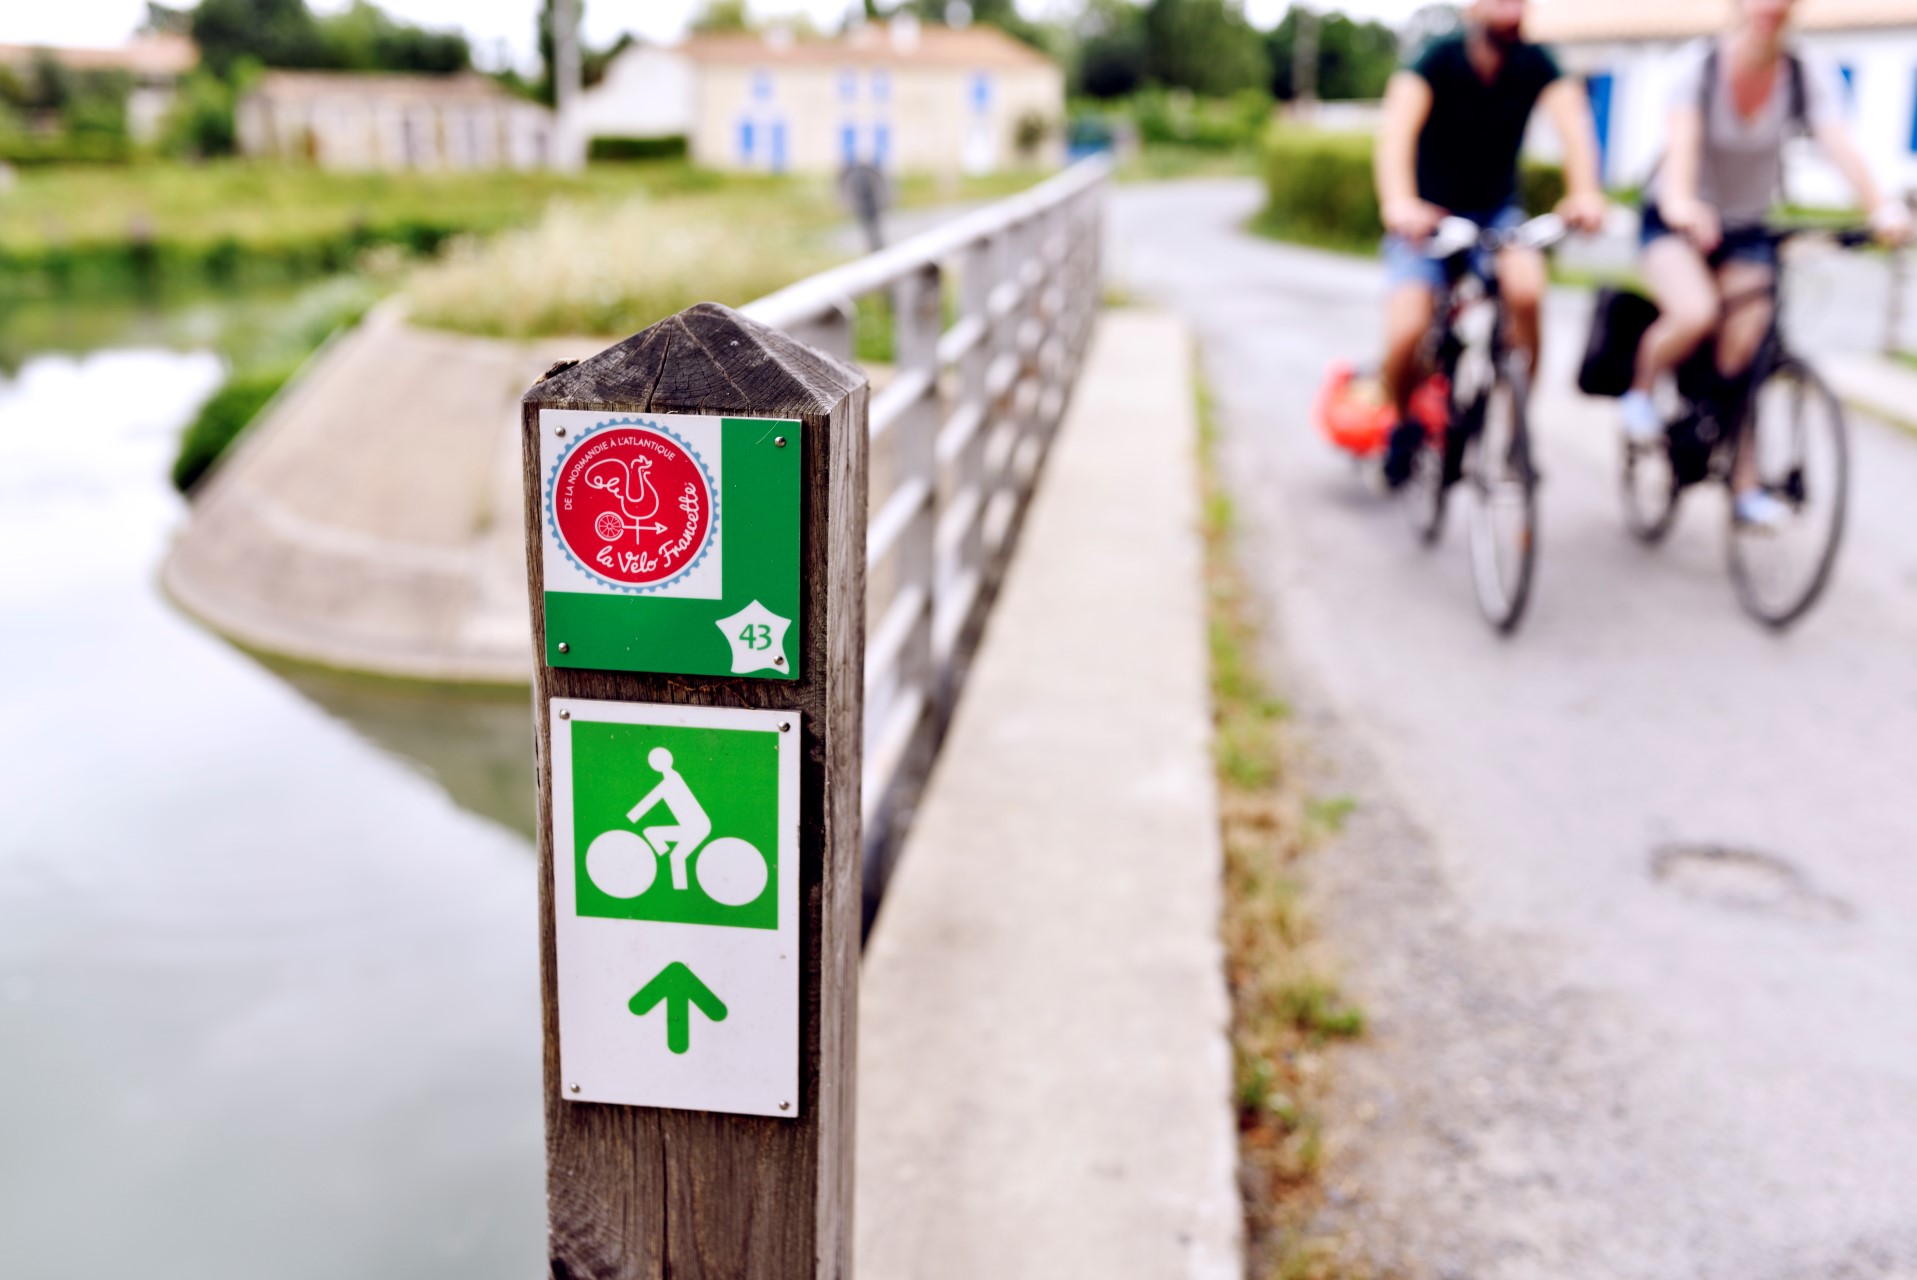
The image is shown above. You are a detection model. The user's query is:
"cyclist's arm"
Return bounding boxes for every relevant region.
[1377,71,1442,238]
[1655,102,1721,250]
[1538,78,1605,230]
[1812,120,1889,220]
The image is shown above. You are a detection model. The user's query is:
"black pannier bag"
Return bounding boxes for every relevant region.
[1578,287,1661,398]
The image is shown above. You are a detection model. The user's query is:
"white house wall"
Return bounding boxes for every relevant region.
[690,60,1064,174]
[573,47,695,140]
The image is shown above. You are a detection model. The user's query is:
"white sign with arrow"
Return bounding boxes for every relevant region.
[549,698,800,1117]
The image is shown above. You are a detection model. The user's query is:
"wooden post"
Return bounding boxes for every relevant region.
[521,302,867,1279]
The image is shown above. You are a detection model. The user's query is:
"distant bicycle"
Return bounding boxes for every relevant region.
[1617,224,1862,629]
[1402,212,1570,634]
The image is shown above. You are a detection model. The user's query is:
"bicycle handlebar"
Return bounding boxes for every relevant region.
[1422,213,1570,263]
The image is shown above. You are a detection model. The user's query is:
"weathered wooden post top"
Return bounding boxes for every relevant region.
[521,302,867,1278]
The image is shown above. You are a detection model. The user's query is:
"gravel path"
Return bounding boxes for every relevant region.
[1110,178,1917,1279]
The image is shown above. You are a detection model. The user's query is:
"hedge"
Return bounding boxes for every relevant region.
[1259,125,1566,254]
[587,135,689,162]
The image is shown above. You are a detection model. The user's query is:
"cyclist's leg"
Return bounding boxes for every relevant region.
[1494,245,1547,379]
[1715,254,1778,500]
[1382,282,1436,418]
[1632,234,1718,395]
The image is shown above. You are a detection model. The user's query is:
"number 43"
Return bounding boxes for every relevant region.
[738,623,773,651]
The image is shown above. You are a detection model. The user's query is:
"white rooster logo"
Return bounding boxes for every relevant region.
[585,456,666,543]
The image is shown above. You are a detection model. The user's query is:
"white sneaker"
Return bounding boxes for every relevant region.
[1733,488,1792,532]
[1619,389,1663,445]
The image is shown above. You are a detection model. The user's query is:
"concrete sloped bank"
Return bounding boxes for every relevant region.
[162,306,589,684]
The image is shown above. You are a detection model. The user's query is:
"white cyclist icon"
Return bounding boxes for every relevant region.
[584,747,769,908]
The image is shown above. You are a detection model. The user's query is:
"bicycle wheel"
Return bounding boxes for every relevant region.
[1404,432,1449,545]
[1463,363,1538,633]
[1726,357,1848,628]
[1621,437,1680,543]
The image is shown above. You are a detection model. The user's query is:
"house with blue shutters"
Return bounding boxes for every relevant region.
[1530,0,1917,208]
[681,18,1063,176]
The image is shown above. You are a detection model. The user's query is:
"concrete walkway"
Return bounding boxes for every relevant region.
[162,306,584,684]
[855,311,1241,1279]
[1824,349,1917,433]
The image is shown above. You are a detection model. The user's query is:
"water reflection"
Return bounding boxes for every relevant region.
[263,663,537,840]
[0,329,544,1279]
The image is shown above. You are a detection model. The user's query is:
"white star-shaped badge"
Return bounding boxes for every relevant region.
[715,600,793,675]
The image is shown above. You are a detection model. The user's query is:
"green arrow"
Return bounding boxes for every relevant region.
[628,962,727,1055]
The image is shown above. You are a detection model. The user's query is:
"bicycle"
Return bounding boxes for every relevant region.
[1619,225,1862,629]
[1403,212,1570,634]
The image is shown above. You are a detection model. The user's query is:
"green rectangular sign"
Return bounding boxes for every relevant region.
[540,410,800,680]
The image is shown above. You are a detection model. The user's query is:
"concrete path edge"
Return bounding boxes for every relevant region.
[854,310,1241,1278]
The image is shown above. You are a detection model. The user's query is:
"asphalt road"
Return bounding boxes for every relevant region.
[1111,179,1917,1279]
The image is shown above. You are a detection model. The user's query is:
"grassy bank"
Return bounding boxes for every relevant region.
[0,160,762,300]
[1198,374,1368,1278]
[0,160,1045,302]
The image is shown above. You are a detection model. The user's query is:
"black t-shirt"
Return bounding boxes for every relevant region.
[1410,34,1560,217]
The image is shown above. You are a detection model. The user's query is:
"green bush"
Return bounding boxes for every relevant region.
[1259,125,1568,253]
[171,363,297,492]
[1258,126,1381,251]
[587,134,689,162]
[1133,87,1272,151]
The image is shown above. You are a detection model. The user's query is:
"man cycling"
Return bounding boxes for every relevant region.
[1374,0,1607,488]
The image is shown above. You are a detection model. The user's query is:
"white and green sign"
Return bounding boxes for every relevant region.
[540,409,801,680]
[550,697,799,1116]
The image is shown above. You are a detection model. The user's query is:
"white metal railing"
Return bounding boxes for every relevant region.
[743,156,1109,903]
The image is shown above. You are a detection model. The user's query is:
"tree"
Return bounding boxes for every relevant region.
[1073,0,1148,99]
[319,1,469,74]
[193,0,470,80]
[1142,0,1268,98]
[1266,8,1398,101]
[690,0,751,32]
[191,0,329,77]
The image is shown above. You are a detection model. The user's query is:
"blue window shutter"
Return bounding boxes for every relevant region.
[841,123,858,166]
[874,122,890,168]
[739,119,755,162]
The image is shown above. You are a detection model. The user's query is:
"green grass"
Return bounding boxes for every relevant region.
[169,275,380,492]
[0,159,1045,302]
[1197,370,1366,1278]
[172,362,300,492]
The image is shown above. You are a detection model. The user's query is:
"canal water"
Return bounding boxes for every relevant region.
[0,301,544,1278]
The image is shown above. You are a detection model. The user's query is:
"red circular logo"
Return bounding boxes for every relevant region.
[553,426,714,588]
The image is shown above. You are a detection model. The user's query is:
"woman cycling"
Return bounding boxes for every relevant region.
[1619,0,1909,528]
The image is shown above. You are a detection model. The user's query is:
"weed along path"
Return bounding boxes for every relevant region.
[1112,179,1917,1277]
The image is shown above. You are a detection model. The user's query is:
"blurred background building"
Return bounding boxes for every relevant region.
[235,70,557,170]
[0,31,196,144]
[1530,0,1917,204]
[674,19,1065,175]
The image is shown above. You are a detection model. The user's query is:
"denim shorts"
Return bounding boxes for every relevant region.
[1640,201,1779,270]
[1382,204,1525,293]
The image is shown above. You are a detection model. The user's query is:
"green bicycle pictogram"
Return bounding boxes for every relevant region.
[571,720,779,930]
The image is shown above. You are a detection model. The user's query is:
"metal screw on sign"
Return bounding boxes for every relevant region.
[554,425,566,436]
[559,709,571,720]
[779,1101,791,1111]
[775,436,787,448]
[569,1083,581,1094]
[779,722,791,733]
[557,642,570,653]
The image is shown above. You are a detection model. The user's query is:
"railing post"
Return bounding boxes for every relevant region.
[935,234,996,706]
[520,302,867,1279]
